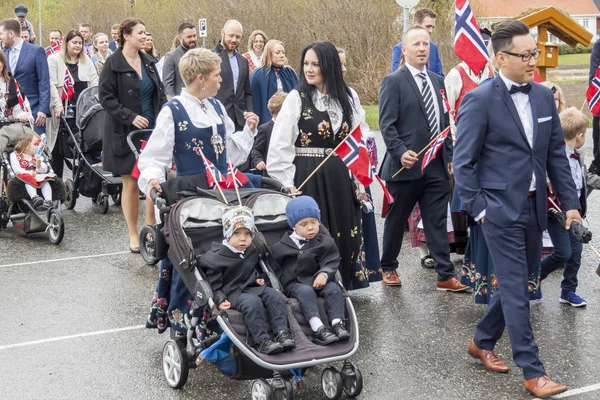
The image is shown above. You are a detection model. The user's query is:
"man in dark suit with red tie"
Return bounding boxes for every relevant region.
[454,20,582,398]
[378,26,468,292]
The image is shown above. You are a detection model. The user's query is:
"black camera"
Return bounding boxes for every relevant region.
[548,208,592,243]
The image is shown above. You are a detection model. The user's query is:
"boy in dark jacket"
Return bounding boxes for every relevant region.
[201,206,295,355]
[272,196,350,345]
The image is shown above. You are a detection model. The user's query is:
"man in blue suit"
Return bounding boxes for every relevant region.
[454,20,581,398]
[391,8,443,75]
[0,19,50,134]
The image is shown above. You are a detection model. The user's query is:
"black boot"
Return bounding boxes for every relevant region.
[312,326,339,345]
[274,330,296,352]
[256,339,283,355]
[331,321,351,341]
[31,196,43,209]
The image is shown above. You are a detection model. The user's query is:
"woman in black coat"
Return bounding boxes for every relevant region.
[99,18,167,252]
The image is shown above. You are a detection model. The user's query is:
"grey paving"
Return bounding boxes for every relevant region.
[1,131,599,400]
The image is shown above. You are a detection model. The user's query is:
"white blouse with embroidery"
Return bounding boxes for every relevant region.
[137,90,256,191]
[266,88,369,187]
[0,77,26,119]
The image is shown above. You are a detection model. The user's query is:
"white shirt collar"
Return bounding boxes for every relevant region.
[222,240,245,257]
[498,71,528,93]
[405,62,427,78]
[290,230,308,249]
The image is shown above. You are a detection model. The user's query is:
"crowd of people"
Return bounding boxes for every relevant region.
[2,3,599,398]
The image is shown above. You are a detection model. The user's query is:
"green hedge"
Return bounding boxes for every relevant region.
[558,44,593,55]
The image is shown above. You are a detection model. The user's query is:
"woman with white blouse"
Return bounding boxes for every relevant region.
[267,41,369,288]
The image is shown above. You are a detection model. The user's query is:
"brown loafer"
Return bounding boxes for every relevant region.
[524,375,567,398]
[436,277,470,292]
[468,339,509,373]
[382,270,402,286]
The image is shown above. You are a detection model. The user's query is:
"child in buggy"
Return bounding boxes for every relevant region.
[10,132,55,209]
[200,205,295,355]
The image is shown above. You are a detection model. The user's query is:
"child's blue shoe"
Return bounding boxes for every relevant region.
[559,291,587,307]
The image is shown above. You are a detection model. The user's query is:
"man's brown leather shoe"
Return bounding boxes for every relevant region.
[436,277,470,292]
[467,339,509,373]
[382,270,402,286]
[524,375,567,398]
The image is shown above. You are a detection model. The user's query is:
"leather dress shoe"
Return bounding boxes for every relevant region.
[524,375,567,398]
[468,339,509,373]
[382,270,402,286]
[436,277,470,292]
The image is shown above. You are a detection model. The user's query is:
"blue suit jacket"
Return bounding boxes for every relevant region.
[391,40,443,76]
[453,75,579,230]
[4,41,50,116]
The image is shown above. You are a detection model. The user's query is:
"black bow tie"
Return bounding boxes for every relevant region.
[509,83,532,95]
[298,239,308,246]
[570,152,580,160]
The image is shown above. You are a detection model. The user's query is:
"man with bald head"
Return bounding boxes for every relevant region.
[213,20,254,134]
[378,26,466,291]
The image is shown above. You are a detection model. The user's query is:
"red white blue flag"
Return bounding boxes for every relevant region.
[203,157,226,189]
[421,127,450,173]
[587,68,600,116]
[336,126,373,187]
[61,68,75,101]
[45,39,62,56]
[454,0,489,75]
[14,79,30,114]
[225,159,249,188]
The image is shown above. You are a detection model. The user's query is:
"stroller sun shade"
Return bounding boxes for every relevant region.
[76,86,105,155]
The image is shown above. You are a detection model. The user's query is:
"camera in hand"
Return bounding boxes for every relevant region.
[548,208,592,243]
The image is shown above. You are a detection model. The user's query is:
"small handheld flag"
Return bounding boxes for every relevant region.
[587,68,600,116]
[421,127,450,173]
[45,40,62,56]
[62,69,75,101]
[203,158,226,189]
[225,160,249,188]
[336,126,373,187]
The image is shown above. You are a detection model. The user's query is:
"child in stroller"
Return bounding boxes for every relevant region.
[10,133,55,209]
[271,196,350,345]
[200,205,295,355]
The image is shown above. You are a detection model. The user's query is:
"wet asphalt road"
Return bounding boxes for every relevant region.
[2,131,600,400]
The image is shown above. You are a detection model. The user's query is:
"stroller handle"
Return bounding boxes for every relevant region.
[126,129,153,158]
[150,187,167,210]
[0,117,22,128]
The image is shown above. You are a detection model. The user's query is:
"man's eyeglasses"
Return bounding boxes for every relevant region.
[501,48,541,62]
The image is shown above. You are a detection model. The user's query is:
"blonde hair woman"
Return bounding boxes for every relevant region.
[46,29,99,177]
[249,39,298,124]
[243,29,268,74]
[91,32,112,75]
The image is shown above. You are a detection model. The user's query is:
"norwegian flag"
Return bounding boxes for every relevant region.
[203,157,226,189]
[587,68,600,116]
[45,39,62,56]
[336,126,373,187]
[454,0,489,75]
[225,159,249,188]
[62,69,75,101]
[440,89,451,114]
[421,127,450,173]
[15,80,31,114]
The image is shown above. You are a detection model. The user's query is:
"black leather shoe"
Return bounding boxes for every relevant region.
[31,196,43,209]
[331,322,351,341]
[256,339,283,355]
[274,330,296,351]
[312,326,339,345]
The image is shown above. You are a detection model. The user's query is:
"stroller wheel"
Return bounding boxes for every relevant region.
[251,379,273,400]
[95,194,109,214]
[47,209,65,245]
[140,225,159,265]
[64,179,77,210]
[341,362,363,398]
[111,192,121,206]
[162,339,189,389]
[321,367,343,400]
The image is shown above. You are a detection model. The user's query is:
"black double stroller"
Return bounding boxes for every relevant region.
[0,119,65,244]
[62,86,122,213]
[148,180,363,400]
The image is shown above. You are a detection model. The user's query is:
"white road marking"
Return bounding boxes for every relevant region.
[533,383,600,399]
[0,251,131,268]
[0,325,146,351]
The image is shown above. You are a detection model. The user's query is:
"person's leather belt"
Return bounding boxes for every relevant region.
[528,191,536,197]
[295,147,336,157]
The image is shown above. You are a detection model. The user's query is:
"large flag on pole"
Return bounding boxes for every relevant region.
[454,0,489,75]
[587,67,600,116]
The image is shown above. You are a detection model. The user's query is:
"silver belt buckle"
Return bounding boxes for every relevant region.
[325,148,333,156]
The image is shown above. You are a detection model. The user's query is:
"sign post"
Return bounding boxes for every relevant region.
[198,18,207,48]
[395,0,421,33]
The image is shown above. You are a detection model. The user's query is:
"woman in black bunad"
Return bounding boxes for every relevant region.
[267,41,369,289]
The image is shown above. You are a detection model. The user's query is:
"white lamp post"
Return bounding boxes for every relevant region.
[395,0,421,33]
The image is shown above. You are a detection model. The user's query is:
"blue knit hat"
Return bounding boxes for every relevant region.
[285,196,320,228]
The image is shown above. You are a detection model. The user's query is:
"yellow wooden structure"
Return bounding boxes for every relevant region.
[517,6,592,80]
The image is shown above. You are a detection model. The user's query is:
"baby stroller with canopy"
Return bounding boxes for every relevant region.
[150,184,363,400]
[62,86,122,213]
[0,119,66,244]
